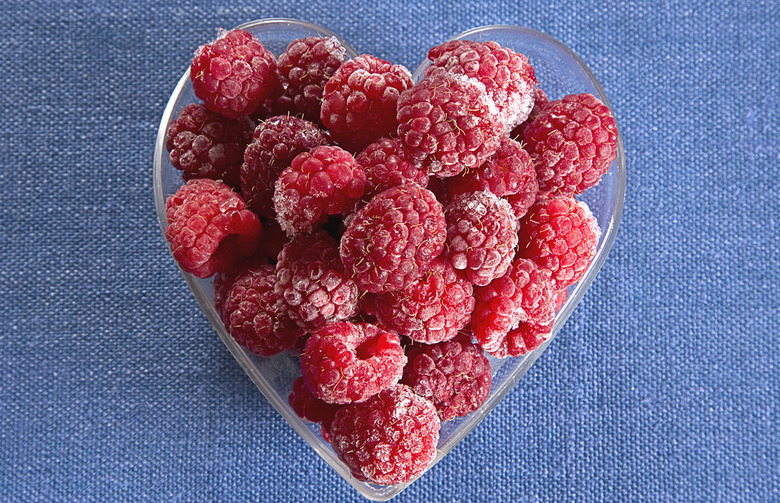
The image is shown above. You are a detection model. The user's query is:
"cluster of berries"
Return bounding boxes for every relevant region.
[163,28,617,485]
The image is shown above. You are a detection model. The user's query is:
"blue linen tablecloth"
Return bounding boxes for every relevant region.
[1,0,778,501]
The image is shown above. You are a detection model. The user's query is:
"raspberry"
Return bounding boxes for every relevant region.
[488,320,553,358]
[522,93,618,198]
[397,72,503,177]
[321,54,413,151]
[164,178,261,278]
[275,231,359,331]
[275,36,348,123]
[446,136,538,220]
[301,322,406,405]
[425,39,537,130]
[401,332,492,421]
[510,86,549,140]
[165,103,254,189]
[240,115,331,218]
[340,183,446,294]
[375,257,475,344]
[190,29,279,118]
[470,257,555,353]
[329,384,440,485]
[289,376,343,438]
[443,191,518,286]
[355,137,429,201]
[217,264,304,356]
[517,197,601,289]
[273,145,366,236]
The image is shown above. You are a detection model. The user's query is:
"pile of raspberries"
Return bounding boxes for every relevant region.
[164,28,617,486]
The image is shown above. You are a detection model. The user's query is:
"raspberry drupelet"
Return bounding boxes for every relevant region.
[275,36,348,123]
[273,145,366,236]
[164,178,261,278]
[217,264,304,356]
[517,196,601,289]
[190,29,279,118]
[329,384,440,485]
[375,257,475,344]
[301,321,406,405]
[444,190,518,287]
[522,92,618,198]
[470,257,555,353]
[165,103,254,189]
[274,231,359,331]
[397,72,503,177]
[401,331,492,421]
[240,115,331,219]
[321,54,413,151]
[340,183,447,294]
[425,39,537,131]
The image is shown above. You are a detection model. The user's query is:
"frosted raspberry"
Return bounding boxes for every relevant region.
[275,231,359,331]
[165,103,254,189]
[275,36,348,123]
[329,384,440,485]
[375,257,475,344]
[191,29,279,118]
[355,137,429,201]
[488,320,553,358]
[289,376,343,439]
[510,86,549,140]
[523,92,618,198]
[273,145,366,236]
[517,197,601,289]
[444,191,518,286]
[165,178,261,278]
[321,54,413,151]
[470,257,555,353]
[446,136,538,220]
[401,332,492,421]
[240,115,331,218]
[301,322,406,405]
[217,264,304,356]
[340,183,446,294]
[425,39,537,130]
[397,72,503,177]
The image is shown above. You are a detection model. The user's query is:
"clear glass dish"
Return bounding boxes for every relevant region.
[153,19,626,501]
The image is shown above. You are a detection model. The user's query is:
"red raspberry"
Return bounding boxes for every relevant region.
[470,258,555,353]
[425,39,537,130]
[217,264,304,356]
[401,332,492,421]
[240,115,331,218]
[397,72,503,177]
[320,54,413,151]
[444,191,518,286]
[301,321,406,405]
[164,178,261,278]
[510,86,549,140]
[275,231,359,331]
[190,29,279,118]
[488,320,553,358]
[517,197,601,289]
[289,376,343,439]
[340,183,446,294]
[273,145,366,236]
[165,103,254,189]
[355,137,429,201]
[446,136,538,220]
[275,36,348,123]
[329,384,440,485]
[522,92,618,198]
[375,257,475,344]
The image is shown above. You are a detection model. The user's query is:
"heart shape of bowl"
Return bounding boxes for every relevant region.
[153,18,625,501]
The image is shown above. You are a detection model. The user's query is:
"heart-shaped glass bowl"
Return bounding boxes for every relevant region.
[153,19,626,501]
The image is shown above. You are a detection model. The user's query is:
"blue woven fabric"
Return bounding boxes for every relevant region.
[1,0,778,501]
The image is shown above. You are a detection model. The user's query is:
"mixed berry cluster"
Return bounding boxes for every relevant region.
[163,28,617,486]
